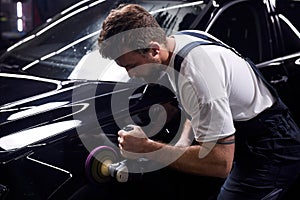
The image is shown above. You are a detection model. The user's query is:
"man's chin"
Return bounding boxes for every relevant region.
[144,71,166,83]
[143,76,161,83]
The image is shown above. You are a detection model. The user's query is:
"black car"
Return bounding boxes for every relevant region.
[0,0,299,199]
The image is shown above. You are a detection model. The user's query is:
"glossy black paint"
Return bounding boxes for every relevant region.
[0,74,181,199]
[0,0,299,199]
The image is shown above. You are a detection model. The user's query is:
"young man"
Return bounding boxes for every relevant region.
[98,3,300,199]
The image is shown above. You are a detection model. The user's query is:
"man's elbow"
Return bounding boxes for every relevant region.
[217,158,233,178]
[216,141,235,178]
[222,161,233,178]
[213,163,232,178]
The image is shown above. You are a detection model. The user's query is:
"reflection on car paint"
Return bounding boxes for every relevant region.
[0,120,82,150]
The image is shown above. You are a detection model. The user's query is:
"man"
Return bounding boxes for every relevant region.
[98,3,300,199]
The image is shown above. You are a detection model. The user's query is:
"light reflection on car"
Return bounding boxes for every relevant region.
[0,0,299,199]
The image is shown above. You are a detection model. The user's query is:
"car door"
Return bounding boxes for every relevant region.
[275,0,300,123]
[201,0,300,123]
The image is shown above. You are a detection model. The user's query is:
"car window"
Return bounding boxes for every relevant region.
[206,1,272,64]
[277,0,300,31]
[0,0,211,81]
[0,0,112,80]
[276,0,300,55]
[150,1,206,35]
[73,1,208,81]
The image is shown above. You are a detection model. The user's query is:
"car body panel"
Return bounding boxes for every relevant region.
[0,0,299,199]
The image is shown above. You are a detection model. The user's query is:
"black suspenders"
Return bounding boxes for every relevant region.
[173,31,282,103]
[173,32,300,158]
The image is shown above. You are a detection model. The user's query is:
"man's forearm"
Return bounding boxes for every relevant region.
[143,138,234,178]
[175,119,194,147]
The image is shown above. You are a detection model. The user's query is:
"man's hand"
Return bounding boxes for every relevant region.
[118,125,150,159]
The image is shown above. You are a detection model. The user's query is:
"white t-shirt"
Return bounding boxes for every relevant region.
[166,30,275,142]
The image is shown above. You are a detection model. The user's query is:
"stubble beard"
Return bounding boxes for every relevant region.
[142,58,166,83]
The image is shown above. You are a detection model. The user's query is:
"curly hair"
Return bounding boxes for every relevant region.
[98,4,167,59]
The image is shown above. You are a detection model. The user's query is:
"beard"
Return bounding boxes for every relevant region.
[140,56,166,83]
[143,64,166,83]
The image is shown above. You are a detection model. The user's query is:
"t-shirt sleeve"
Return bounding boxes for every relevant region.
[178,48,236,142]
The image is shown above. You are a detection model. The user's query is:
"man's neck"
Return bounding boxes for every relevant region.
[162,37,176,67]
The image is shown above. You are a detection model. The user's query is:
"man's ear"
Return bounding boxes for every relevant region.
[148,41,160,56]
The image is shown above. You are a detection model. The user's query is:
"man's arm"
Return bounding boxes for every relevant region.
[145,135,234,178]
[175,119,194,147]
[118,125,234,178]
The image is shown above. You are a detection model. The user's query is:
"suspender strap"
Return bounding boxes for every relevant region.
[174,40,211,90]
[178,31,219,43]
[177,31,242,57]
[173,31,281,100]
[244,57,281,99]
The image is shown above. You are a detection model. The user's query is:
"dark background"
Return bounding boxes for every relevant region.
[0,0,80,54]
